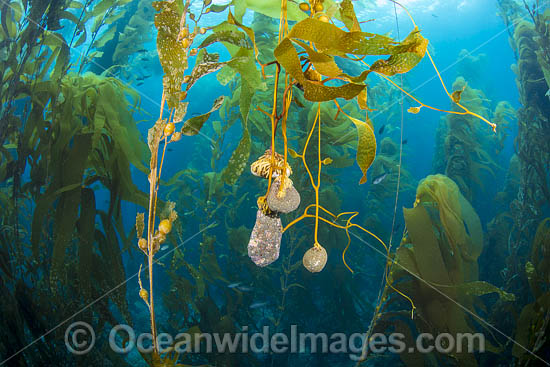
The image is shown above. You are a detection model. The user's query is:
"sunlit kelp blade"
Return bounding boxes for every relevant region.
[338,0,361,32]
[287,18,398,55]
[180,96,224,136]
[274,38,365,102]
[221,129,251,185]
[185,49,225,91]
[347,115,376,184]
[293,39,343,78]
[369,28,429,76]
[153,0,187,108]
[233,0,307,22]
[198,29,251,50]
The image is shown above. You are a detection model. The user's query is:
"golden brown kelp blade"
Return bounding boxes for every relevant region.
[382,175,514,365]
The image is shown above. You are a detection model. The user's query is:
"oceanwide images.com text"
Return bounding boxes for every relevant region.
[65,322,485,360]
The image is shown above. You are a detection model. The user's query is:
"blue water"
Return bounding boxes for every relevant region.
[2,0,548,366]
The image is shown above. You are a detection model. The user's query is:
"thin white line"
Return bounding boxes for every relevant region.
[349,230,550,365]
[0,222,216,366]
[2,0,216,145]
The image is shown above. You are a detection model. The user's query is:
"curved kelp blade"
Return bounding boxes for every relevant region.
[198,30,251,50]
[274,38,365,102]
[287,18,397,56]
[339,0,361,32]
[185,50,226,92]
[369,27,429,76]
[233,0,307,22]
[346,115,376,184]
[222,129,251,185]
[181,96,225,136]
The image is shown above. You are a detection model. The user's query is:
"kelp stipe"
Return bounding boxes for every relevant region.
[0,0,160,364]
[135,0,223,361]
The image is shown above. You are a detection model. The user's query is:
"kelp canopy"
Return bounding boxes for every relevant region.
[0,0,547,366]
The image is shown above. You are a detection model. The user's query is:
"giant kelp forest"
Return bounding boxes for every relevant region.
[0,0,549,366]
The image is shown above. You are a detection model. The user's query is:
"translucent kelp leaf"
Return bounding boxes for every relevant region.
[339,0,361,32]
[185,49,225,91]
[240,0,307,22]
[294,40,342,77]
[357,89,368,110]
[153,1,187,108]
[221,129,251,185]
[369,28,428,76]
[288,18,398,56]
[74,29,87,47]
[455,281,515,301]
[347,115,376,184]
[181,96,224,135]
[217,63,238,85]
[173,101,188,122]
[91,0,116,17]
[94,25,116,48]
[198,30,251,49]
[207,3,230,13]
[458,194,483,263]
[225,49,264,90]
[392,246,420,280]
[240,78,254,124]
[274,38,365,102]
[227,10,258,60]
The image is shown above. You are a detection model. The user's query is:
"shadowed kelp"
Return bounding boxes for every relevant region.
[361,175,514,366]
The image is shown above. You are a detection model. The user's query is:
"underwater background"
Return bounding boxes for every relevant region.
[1,0,550,366]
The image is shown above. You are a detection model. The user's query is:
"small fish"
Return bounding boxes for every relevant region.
[393,222,402,234]
[432,14,438,18]
[167,148,173,152]
[402,139,408,145]
[160,245,169,251]
[237,285,253,292]
[378,125,385,135]
[249,301,268,309]
[227,282,242,288]
[372,172,388,185]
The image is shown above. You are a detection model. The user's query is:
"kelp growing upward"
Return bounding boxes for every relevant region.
[359,175,514,366]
